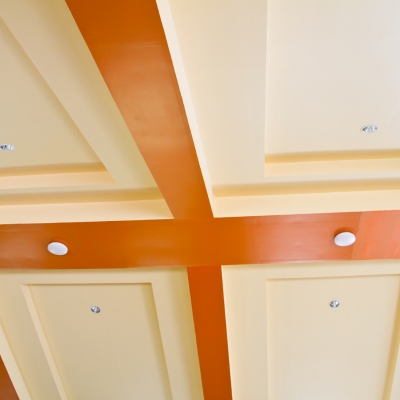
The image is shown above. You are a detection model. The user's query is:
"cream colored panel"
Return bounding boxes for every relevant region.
[164,0,268,187]
[223,261,400,400]
[0,0,156,189]
[0,16,100,168]
[261,0,400,187]
[0,269,203,400]
[268,276,399,400]
[28,284,172,400]
[164,0,400,215]
[0,0,166,218]
[265,0,400,156]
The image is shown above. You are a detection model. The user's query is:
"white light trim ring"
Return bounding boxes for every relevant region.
[334,232,356,247]
[47,242,68,256]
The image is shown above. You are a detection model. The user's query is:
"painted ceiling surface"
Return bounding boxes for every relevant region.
[1,1,400,399]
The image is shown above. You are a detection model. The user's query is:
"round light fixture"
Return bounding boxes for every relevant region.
[91,306,101,314]
[330,300,340,308]
[334,231,356,247]
[47,242,68,256]
[361,125,378,134]
[0,144,15,152]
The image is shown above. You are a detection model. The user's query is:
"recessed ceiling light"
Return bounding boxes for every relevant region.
[330,300,340,308]
[91,306,101,314]
[334,231,356,247]
[361,125,378,133]
[0,144,15,151]
[47,242,68,256]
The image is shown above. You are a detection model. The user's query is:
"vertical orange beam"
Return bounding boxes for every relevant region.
[66,1,230,398]
[187,266,232,400]
[0,358,19,400]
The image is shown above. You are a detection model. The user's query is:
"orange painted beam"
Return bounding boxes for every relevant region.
[65,1,223,396]
[0,211,371,269]
[65,0,212,219]
[0,358,19,400]
[187,266,232,400]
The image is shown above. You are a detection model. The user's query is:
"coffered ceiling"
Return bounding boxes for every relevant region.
[1,0,400,399]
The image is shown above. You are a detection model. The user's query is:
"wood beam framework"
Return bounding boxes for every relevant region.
[2,1,400,399]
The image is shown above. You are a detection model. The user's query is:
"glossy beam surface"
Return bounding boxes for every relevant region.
[0,211,387,269]
[65,0,212,219]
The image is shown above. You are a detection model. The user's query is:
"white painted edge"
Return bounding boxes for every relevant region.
[213,190,400,217]
[0,319,32,400]
[155,0,214,211]
[0,199,172,224]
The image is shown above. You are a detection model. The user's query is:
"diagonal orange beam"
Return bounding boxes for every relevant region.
[64,1,227,398]
[0,358,19,400]
[65,0,212,219]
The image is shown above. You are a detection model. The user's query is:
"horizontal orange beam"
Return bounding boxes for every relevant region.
[0,358,18,400]
[65,0,212,219]
[1,211,392,269]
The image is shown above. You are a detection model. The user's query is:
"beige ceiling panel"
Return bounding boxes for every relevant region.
[163,0,268,188]
[0,268,203,400]
[0,16,100,169]
[265,0,400,156]
[164,0,400,214]
[0,0,156,189]
[267,276,398,400]
[0,0,171,220]
[223,261,400,400]
[262,0,400,187]
[27,283,172,400]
